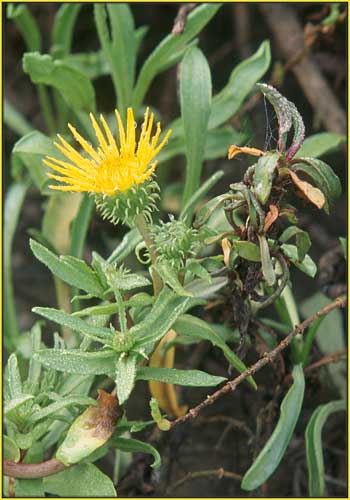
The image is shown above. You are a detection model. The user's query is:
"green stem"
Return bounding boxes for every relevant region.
[134,213,163,295]
[37,85,56,135]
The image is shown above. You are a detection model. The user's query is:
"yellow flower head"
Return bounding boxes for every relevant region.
[44,108,171,196]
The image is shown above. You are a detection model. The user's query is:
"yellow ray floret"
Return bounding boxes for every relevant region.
[44,108,171,195]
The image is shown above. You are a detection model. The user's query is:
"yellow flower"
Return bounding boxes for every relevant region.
[44,108,171,196]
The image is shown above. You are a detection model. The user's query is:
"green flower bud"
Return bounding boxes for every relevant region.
[94,180,160,227]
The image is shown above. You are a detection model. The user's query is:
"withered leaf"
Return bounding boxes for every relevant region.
[289,170,325,209]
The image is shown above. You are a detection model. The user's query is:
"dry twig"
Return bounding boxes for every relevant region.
[167,467,242,493]
[172,4,196,35]
[171,295,346,428]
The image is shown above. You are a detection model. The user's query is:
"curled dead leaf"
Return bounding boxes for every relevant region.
[228,145,265,160]
[289,170,325,209]
[263,204,279,233]
[221,237,232,267]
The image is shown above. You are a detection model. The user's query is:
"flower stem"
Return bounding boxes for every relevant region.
[134,213,163,295]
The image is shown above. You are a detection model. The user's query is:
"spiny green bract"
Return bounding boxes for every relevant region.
[94,180,160,227]
[151,215,203,269]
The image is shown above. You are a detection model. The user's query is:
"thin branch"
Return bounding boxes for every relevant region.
[167,467,242,493]
[172,4,196,35]
[304,350,346,375]
[171,295,346,428]
[4,458,66,479]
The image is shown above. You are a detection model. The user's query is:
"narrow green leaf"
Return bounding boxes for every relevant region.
[4,99,33,136]
[241,364,305,491]
[12,131,61,192]
[279,226,311,262]
[253,152,280,205]
[132,4,220,109]
[51,5,81,58]
[209,40,271,129]
[232,240,261,262]
[5,395,34,418]
[30,239,104,297]
[107,228,142,264]
[23,52,96,112]
[137,367,226,387]
[28,396,97,425]
[7,4,41,51]
[43,463,117,497]
[4,181,29,350]
[112,437,161,469]
[115,354,138,405]
[7,354,22,399]
[180,170,224,222]
[258,234,276,286]
[33,307,114,344]
[305,400,345,497]
[181,47,212,205]
[34,349,116,376]
[296,132,345,159]
[174,314,257,389]
[152,263,192,297]
[4,435,20,462]
[70,195,94,259]
[339,237,347,259]
[281,244,317,277]
[132,287,202,348]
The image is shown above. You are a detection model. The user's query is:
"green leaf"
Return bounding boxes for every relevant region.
[43,463,117,497]
[209,40,271,129]
[301,293,345,397]
[258,234,276,286]
[28,396,97,425]
[23,52,96,112]
[257,83,305,158]
[51,5,81,58]
[180,170,224,222]
[112,437,161,469]
[4,99,33,136]
[4,435,20,462]
[305,400,346,497]
[107,5,136,112]
[232,240,261,262]
[5,395,34,419]
[296,132,345,159]
[108,228,142,264]
[174,314,257,389]
[279,226,311,262]
[185,276,228,299]
[70,195,94,259]
[158,125,246,164]
[7,354,22,399]
[181,47,212,206]
[253,152,281,205]
[33,307,115,345]
[280,243,317,277]
[16,479,44,498]
[34,349,116,376]
[137,367,226,387]
[115,354,138,405]
[241,364,305,491]
[194,193,231,228]
[14,433,33,450]
[293,158,341,206]
[132,287,202,349]
[7,4,41,51]
[339,237,347,259]
[63,51,110,80]
[4,181,29,351]
[152,263,192,297]
[30,239,104,297]
[132,4,220,109]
